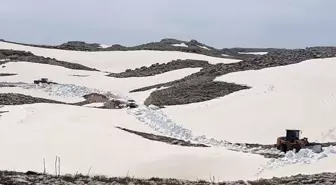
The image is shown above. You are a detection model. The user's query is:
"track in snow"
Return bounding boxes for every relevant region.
[126,105,336,172]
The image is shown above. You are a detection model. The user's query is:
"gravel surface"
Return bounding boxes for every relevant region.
[1,170,336,185]
[0,49,98,71]
[108,59,210,78]
[0,93,66,105]
[144,81,249,106]
[117,126,209,147]
[0,73,17,76]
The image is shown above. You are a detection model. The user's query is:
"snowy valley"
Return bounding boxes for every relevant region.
[1,39,336,184]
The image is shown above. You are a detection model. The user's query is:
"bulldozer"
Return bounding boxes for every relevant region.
[276,129,322,153]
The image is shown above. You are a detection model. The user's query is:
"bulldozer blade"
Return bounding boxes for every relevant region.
[303,143,323,153]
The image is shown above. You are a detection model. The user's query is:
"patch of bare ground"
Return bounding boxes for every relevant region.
[108,59,210,78]
[1,170,336,185]
[144,81,249,106]
[0,73,17,76]
[0,93,66,105]
[116,126,209,147]
[0,49,98,71]
[71,93,110,106]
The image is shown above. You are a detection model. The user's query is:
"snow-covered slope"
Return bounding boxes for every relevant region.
[0,62,201,101]
[163,57,336,144]
[0,41,240,72]
[0,104,266,181]
[2,40,336,181]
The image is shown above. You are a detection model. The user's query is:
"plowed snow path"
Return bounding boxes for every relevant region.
[0,104,266,181]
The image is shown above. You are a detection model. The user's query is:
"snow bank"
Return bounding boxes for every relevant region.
[0,41,240,72]
[163,57,336,144]
[259,147,336,178]
[0,104,266,181]
[172,43,188,47]
[198,45,211,50]
[238,51,268,55]
[99,44,110,49]
[83,102,105,107]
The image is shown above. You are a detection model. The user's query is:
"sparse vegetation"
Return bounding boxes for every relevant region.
[1,170,336,184]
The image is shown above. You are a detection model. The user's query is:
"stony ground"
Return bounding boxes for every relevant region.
[0,93,66,105]
[1,170,336,185]
[108,59,211,78]
[117,126,209,148]
[0,49,98,71]
[0,73,16,76]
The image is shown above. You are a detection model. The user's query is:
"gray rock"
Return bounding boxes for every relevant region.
[0,49,98,71]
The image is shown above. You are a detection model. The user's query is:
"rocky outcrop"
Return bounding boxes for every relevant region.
[117,126,208,147]
[0,93,66,105]
[0,49,98,71]
[0,38,229,58]
[1,170,336,185]
[71,93,109,106]
[144,81,249,106]
[0,73,16,76]
[108,59,210,78]
[58,41,101,51]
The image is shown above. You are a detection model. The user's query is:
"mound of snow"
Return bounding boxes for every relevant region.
[198,45,211,50]
[171,43,188,47]
[258,147,336,178]
[238,51,268,55]
[83,102,105,107]
[99,44,111,48]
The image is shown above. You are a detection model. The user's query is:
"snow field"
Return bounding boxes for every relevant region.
[171,43,188,48]
[0,41,240,72]
[0,62,201,102]
[162,57,336,145]
[2,41,336,180]
[0,104,267,181]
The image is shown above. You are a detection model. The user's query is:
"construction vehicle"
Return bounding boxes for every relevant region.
[276,129,322,153]
[33,78,57,85]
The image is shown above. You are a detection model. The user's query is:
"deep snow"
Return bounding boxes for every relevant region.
[1,41,336,180]
[162,57,336,145]
[0,104,266,181]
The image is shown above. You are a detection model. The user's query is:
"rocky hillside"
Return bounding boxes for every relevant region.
[0,38,282,60]
[0,49,98,71]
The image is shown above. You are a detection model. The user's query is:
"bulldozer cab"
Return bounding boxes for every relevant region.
[286,129,301,142]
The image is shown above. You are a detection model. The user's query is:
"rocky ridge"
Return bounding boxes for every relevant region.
[0,38,276,59]
[0,73,16,76]
[0,93,66,105]
[0,49,98,71]
[108,59,211,78]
